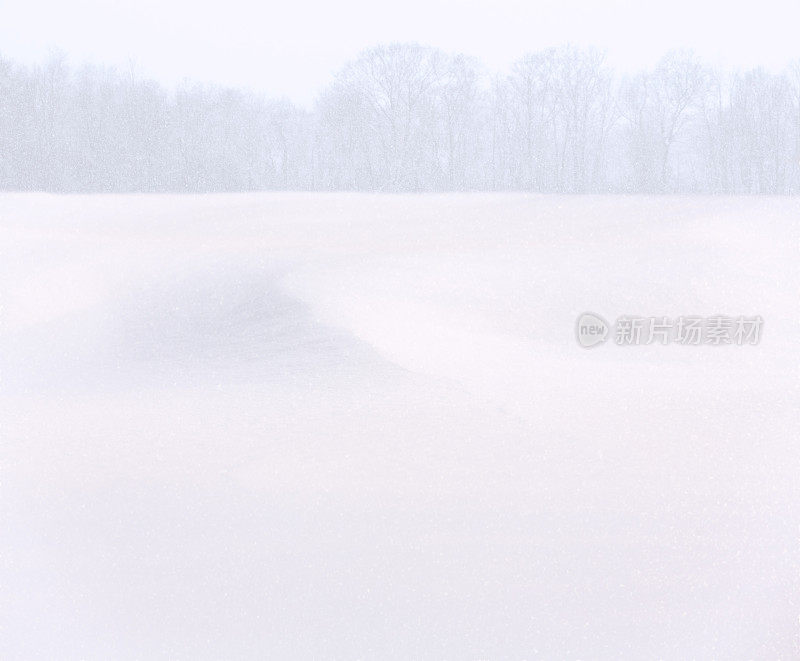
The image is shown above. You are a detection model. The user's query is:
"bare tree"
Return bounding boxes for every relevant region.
[506,49,558,190]
[643,51,711,191]
[552,46,615,192]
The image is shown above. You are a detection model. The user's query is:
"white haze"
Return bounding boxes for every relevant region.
[2,0,799,105]
[2,1,800,657]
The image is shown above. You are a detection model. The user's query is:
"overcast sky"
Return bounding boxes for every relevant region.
[2,0,799,106]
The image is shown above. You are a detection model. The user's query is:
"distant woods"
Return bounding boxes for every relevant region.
[1,44,799,193]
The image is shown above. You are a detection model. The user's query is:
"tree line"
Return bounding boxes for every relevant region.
[1,44,798,194]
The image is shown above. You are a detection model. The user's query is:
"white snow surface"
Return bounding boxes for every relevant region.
[1,193,799,658]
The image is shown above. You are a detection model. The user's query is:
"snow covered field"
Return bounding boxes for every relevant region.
[1,193,798,658]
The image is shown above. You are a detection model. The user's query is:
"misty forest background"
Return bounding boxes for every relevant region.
[1,43,799,194]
